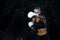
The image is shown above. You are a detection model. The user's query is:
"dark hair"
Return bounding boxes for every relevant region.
[34,5,41,10]
[34,7,40,9]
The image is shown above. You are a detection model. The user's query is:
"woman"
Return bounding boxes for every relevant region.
[27,6,50,40]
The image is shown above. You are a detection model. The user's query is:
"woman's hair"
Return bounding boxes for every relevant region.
[33,5,41,10]
[34,7,40,10]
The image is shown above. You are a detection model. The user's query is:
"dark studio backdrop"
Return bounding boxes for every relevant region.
[0,0,60,40]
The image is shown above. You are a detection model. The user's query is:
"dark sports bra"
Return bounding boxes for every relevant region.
[33,21,46,29]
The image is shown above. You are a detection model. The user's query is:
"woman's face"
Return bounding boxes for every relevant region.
[34,9,41,14]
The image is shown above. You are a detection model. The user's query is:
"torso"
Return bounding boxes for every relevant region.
[31,14,47,36]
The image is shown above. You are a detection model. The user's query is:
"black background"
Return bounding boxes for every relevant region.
[0,0,60,40]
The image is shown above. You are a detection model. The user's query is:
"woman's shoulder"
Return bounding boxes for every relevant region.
[39,14,45,18]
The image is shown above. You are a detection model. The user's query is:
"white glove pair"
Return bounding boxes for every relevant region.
[27,12,38,28]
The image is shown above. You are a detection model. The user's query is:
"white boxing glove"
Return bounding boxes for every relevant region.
[27,12,38,18]
[28,21,34,28]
